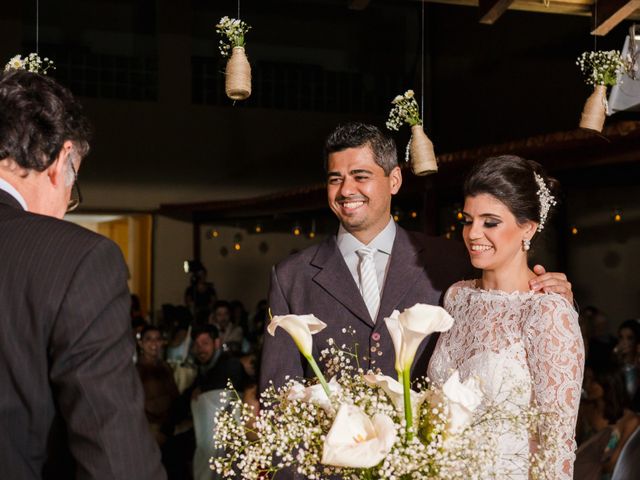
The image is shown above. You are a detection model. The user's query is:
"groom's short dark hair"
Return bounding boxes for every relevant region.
[323,122,398,175]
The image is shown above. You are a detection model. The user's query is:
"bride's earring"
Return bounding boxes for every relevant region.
[522,239,531,252]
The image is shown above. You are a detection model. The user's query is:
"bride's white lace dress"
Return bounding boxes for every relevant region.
[427,280,585,479]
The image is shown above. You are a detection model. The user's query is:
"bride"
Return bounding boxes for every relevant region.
[427,155,585,478]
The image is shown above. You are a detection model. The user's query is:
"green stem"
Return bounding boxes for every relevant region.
[305,353,331,398]
[403,368,413,442]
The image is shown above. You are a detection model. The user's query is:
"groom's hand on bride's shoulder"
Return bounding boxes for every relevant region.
[530,265,574,304]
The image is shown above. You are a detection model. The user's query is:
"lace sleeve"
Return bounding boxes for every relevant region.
[524,294,584,479]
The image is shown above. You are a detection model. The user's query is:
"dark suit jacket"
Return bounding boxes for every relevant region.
[260,225,474,393]
[0,190,165,479]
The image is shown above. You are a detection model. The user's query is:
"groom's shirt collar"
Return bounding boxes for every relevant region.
[336,217,396,294]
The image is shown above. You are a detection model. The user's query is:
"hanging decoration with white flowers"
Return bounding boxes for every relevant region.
[216,15,252,101]
[386,90,438,176]
[576,50,630,132]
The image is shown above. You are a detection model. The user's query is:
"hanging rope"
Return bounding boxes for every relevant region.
[36,0,39,54]
[421,0,425,121]
[238,0,241,20]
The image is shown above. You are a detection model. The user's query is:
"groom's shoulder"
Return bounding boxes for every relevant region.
[402,228,473,275]
[274,235,334,273]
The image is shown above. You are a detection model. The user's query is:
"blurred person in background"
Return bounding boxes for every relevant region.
[575,365,640,479]
[615,319,640,412]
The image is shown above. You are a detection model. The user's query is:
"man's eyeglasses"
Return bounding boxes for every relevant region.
[67,162,82,212]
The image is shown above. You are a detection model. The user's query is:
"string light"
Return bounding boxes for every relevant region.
[209,230,219,239]
[410,211,417,219]
[234,242,241,251]
[571,226,579,235]
[456,211,464,221]
[255,224,262,233]
[613,209,622,222]
[293,225,301,236]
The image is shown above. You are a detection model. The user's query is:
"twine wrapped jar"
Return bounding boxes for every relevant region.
[225,46,251,101]
[410,125,438,176]
[579,84,607,132]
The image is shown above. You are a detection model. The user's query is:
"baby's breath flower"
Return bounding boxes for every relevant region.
[576,50,629,87]
[4,53,55,74]
[386,89,422,131]
[215,16,251,58]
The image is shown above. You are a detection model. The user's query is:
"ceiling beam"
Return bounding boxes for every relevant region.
[591,0,640,36]
[478,0,516,25]
[348,0,371,11]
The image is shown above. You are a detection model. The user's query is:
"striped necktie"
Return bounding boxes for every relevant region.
[356,246,380,322]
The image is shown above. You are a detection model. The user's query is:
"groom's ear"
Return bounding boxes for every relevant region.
[389,166,402,195]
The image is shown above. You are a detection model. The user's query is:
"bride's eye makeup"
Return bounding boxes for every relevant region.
[483,219,501,228]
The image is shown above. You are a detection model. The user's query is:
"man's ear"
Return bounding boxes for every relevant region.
[46,140,74,187]
[389,166,402,195]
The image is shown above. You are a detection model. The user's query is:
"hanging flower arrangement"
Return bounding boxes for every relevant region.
[576,50,629,132]
[4,53,55,75]
[216,16,252,101]
[386,90,437,176]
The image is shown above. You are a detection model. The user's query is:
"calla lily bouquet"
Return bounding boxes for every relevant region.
[212,305,559,479]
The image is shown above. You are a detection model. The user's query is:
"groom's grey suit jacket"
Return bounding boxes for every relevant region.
[260,225,474,393]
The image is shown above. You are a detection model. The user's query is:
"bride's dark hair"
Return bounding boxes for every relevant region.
[463,155,560,227]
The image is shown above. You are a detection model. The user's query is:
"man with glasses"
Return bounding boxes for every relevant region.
[0,70,165,478]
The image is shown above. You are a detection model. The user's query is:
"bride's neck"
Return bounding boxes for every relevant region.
[480,257,535,293]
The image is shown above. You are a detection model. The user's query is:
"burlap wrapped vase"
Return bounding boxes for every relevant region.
[410,124,438,175]
[579,84,607,132]
[225,46,251,101]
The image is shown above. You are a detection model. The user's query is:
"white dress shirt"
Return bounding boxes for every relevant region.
[0,177,28,210]
[336,217,397,298]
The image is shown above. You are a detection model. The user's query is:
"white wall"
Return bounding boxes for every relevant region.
[199,226,323,312]
[567,185,640,329]
[153,215,193,312]
[151,218,324,316]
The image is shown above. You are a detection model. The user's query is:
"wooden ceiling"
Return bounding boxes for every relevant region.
[348,0,640,36]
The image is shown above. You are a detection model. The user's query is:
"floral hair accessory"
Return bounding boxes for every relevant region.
[534,172,557,232]
[4,53,55,75]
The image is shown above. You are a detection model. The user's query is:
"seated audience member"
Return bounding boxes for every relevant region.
[164,305,193,363]
[615,319,640,411]
[230,300,249,335]
[575,365,640,479]
[583,307,617,369]
[136,325,179,446]
[189,324,245,396]
[248,299,268,345]
[208,301,244,351]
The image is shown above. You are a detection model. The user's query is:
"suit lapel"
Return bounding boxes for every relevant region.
[377,227,425,321]
[311,236,374,327]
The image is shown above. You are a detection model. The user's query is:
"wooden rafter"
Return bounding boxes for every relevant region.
[591,0,640,36]
[478,0,516,25]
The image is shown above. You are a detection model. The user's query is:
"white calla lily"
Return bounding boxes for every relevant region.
[442,371,482,434]
[363,373,428,417]
[321,404,397,468]
[287,377,341,412]
[384,304,454,372]
[267,314,326,357]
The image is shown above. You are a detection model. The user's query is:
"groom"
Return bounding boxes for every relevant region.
[260,122,572,393]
